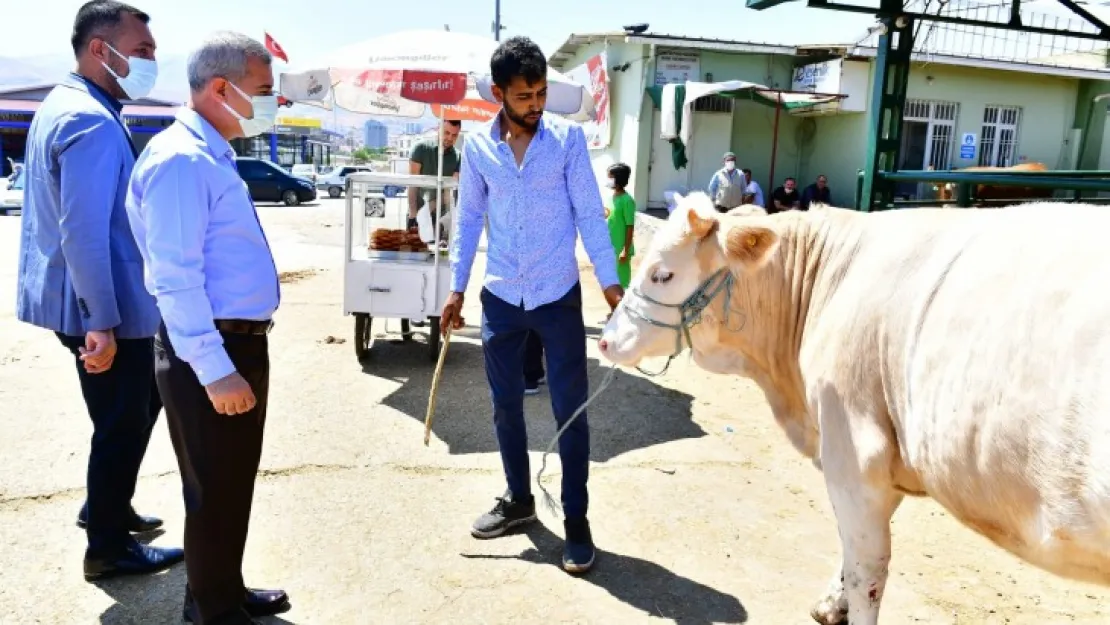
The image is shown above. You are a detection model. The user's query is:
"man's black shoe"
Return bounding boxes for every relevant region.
[183,588,291,622]
[77,507,163,533]
[83,541,184,582]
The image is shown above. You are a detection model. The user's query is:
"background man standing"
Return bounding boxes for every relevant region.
[126,31,288,625]
[441,36,623,575]
[407,118,461,231]
[706,151,747,212]
[407,119,461,329]
[15,0,182,581]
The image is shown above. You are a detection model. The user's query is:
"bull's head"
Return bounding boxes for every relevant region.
[598,192,779,373]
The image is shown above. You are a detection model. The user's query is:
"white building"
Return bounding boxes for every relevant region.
[548,13,1110,211]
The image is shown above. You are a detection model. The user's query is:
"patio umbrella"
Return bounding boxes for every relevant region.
[279,29,596,122]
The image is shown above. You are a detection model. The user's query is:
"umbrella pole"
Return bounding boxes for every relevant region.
[436,113,445,242]
[768,97,782,196]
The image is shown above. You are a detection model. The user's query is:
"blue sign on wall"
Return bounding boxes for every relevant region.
[959,132,977,160]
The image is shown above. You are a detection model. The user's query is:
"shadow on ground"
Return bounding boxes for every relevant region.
[461,523,748,625]
[359,323,701,460]
[93,563,298,624]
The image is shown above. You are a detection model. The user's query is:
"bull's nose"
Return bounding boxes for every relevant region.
[598,338,609,352]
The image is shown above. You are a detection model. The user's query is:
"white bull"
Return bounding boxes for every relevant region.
[598,192,1110,625]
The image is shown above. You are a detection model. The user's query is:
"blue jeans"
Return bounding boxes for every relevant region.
[481,283,590,519]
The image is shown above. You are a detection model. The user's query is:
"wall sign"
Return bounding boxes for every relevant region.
[790,59,842,95]
[959,132,977,160]
[654,53,701,87]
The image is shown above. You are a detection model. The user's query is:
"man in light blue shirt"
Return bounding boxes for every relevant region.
[126,31,288,625]
[15,0,183,580]
[441,36,623,575]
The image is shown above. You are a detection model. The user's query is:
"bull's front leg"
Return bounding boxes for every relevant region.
[811,390,903,625]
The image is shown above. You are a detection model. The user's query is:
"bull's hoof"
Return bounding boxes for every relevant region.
[810,599,849,625]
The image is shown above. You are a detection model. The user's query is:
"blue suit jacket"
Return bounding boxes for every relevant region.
[16,74,160,339]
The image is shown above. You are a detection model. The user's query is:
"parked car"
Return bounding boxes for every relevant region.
[317,164,373,198]
[1,168,24,215]
[291,163,319,184]
[235,157,317,206]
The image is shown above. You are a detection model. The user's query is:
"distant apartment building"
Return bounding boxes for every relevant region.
[404,122,423,135]
[363,119,388,149]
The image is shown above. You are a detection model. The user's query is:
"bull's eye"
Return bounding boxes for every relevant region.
[651,271,674,284]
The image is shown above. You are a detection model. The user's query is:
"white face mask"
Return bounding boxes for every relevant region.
[101,42,158,100]
[222,82,279,138]
[604,179,615,189]
[724,161,736,171]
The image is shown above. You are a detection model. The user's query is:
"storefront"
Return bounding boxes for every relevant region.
[0,84,178,177]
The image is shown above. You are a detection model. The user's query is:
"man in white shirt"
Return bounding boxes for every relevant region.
[742,167,765,209]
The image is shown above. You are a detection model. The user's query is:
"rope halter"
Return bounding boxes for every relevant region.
[621,266,744,376]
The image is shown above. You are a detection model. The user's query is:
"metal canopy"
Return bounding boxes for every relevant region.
[749,0,1110,39]
[748,0,1110,210]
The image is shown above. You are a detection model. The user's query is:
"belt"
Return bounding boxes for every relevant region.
[215,319,274,335]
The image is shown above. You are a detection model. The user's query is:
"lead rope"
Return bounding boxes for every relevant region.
[533,268,739,516]
[535,362,619,516]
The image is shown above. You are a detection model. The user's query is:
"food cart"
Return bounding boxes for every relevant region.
[343,170,456,362]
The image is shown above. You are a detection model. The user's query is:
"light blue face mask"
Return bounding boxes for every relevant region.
[101,42,158,100]
[222,82,278,138]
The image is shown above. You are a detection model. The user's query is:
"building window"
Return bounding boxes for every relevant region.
[900,99,960,171]
[978,105,1021,167]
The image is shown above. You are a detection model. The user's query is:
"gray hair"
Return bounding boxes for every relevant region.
[187,31,272,93]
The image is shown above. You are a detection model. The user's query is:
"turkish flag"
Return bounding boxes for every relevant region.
[264,32,289,63]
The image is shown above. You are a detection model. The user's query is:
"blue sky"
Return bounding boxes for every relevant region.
[0,0,876,129]
[0,0,875,63]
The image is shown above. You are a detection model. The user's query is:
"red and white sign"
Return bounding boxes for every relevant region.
[565,52,611,149]
[348,69,467,104]
[431,99,500,122]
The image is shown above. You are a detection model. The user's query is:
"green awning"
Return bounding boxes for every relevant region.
[645,83,841,111]
[646,81,843,172]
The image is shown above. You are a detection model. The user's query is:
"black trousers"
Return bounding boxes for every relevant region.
[523,330,544,385]
[155,324,270,625]
[56,333,160,555]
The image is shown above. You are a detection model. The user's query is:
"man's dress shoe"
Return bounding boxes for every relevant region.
[83,541,185,582]
[183,588,291,622]
[77,509,164,533]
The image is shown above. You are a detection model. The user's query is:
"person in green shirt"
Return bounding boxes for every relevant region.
[604,162,636,289]
[406,119,462,231]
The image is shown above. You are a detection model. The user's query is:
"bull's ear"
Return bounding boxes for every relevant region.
[686,208,719,239]
[723,224,779,269]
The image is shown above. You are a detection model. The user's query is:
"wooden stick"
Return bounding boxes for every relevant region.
[423,327,452,446]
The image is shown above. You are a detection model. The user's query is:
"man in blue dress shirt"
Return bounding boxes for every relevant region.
[126,32,288,625]
[442,36,624,575]
[15,0,183,580]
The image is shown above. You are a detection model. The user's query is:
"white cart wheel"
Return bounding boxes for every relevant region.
[354,313,373,362]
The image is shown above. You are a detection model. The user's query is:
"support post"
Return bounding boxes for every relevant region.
[859,17,914,212]
[768,99,782,194]
[956,182,972,207]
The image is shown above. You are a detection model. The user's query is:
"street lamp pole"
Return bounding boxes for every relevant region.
[493,0,502,41]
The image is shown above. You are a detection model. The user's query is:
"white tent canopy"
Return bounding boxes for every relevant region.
[279,30,596,122]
